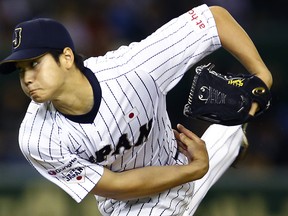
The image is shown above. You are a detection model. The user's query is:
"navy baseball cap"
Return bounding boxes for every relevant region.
[0,18,75,74]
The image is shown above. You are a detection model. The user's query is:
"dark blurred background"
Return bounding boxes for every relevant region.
[0,0,287,216]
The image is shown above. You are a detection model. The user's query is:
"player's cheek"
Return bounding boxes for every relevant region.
[19,80,30,97]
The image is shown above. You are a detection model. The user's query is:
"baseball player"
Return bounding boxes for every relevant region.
[0,4,272,216]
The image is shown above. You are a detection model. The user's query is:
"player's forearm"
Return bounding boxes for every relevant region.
[92,124,209,200]
[91,161,208,201]
[210,6,273,88]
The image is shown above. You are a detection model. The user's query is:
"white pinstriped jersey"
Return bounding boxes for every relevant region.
[19,4,221,216]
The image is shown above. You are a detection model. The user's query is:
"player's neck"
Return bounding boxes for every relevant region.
[52,69,94,116]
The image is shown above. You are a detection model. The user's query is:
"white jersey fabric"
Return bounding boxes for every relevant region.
[19,4,243,216]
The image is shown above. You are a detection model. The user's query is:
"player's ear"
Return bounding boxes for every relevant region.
[60,47,74,69]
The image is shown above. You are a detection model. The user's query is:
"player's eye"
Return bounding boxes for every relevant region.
[18,69,25,79]
[16,66,24,74]
[31,61,39,68]
[16,59,40,75]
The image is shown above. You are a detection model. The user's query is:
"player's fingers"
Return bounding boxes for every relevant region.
[177,140,188,151]
[176,124,201,141]
[173,129,180,139]
[174,139,191,161]
[173,129,188,151]
[249,102,258,116]
[174,126,207,164]
[176,125,206,153]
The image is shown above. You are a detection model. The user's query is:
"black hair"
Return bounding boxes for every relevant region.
[49,49,86,71]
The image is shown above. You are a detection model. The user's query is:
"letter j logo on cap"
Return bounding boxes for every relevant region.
[13,28,22,49]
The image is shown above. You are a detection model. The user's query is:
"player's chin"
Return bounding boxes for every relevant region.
[30,94,48,103]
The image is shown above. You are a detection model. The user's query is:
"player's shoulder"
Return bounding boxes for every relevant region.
[84,44,133,70]
[23,101,55,122]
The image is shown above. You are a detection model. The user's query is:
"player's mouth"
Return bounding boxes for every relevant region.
[29,89,39,97]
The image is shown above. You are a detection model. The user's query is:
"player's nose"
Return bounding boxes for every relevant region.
[21,69,35,85]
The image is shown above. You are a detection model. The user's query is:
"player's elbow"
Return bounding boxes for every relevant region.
[209,5,232,28]
[209,5,230,18]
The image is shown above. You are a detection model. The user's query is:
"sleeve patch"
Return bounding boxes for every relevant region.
[47,158,86,184]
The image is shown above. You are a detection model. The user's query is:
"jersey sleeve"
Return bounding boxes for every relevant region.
[85,4,221,94]
[85,4,220,95]
[139,4,221,94]
[18,102,104,203]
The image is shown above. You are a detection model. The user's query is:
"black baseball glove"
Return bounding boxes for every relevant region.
[183,63,272,126]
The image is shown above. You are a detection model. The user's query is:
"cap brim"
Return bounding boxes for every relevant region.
[0,48,49,74]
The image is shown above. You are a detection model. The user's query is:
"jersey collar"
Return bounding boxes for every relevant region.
[62,67,102,124]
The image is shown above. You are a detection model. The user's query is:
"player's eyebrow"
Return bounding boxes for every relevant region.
[15,55,44,69]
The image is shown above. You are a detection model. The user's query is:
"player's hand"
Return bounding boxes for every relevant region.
[173,124,209,170]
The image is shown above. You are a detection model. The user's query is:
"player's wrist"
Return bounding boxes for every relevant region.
[183,159,209,181]
[256,73,273,89]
